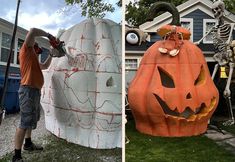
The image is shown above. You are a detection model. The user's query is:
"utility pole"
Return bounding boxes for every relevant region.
[0,0,21,125]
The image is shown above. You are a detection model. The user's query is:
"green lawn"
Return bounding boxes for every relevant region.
[125,120,235,162]
[0,134,121,162]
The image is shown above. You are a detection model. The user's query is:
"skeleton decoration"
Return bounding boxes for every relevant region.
[212,0,225,20]
[195,0,235,125]
[41,18,122,148]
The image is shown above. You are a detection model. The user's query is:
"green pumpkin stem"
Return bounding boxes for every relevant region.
[147,2,181,26]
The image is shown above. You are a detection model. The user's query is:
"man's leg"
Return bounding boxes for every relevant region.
[23,128,43,151]
[24,129,32,147]
[24,129,43,150]
[23,88,43,151]
[13,128,26,161]
[25,129,32,138]
[15,128,27,149]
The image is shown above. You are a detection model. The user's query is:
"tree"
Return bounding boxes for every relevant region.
[224,0,235,14]
[65,0,116,18]
[126,0,235,27]
[117,0,122,7]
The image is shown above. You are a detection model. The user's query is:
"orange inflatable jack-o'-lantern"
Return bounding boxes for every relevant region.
[128,2,219,137]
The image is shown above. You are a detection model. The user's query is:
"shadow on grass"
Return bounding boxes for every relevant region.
[125,119,235,162]
[0,134,121,162]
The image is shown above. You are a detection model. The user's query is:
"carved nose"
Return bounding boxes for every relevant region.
[186,93,192,99]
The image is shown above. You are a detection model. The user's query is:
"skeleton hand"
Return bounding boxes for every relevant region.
[223,89,231,97]
[194,41,200,45]
[223,119,235,126]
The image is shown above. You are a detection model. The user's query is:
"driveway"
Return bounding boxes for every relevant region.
[0,110,49,157]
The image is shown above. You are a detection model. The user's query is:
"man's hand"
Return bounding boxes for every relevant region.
[47,33,59,49]
[47,33,60,46]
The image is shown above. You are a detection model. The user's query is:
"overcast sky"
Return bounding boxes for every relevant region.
[0,0,121,35]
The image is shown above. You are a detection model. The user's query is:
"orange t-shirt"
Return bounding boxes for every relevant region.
[19,43,44,89]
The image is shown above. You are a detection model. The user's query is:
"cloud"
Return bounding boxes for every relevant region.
[19,12,63,27]
[5,9,15,22]
[0,0,121,35]
[4,8,82,35]
[0,0,82,35]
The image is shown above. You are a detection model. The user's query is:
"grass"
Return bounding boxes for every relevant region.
[0,134,121,162]
[125,119,235,162]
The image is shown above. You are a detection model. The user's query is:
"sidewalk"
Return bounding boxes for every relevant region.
[205,127,235,155]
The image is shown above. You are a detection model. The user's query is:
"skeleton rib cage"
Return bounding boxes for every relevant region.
[212,24,232,53]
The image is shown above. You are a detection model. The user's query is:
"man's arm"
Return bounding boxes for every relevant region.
[25,28,49,47]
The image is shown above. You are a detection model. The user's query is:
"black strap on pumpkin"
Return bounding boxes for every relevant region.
[147,2,181,26]
[0,0,21,125]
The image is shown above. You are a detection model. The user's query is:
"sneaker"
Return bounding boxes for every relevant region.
[12,156,24,162]
[23,142,43,151]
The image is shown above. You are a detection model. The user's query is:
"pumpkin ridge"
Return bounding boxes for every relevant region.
[185,45,201,110]
[147,63,160,134]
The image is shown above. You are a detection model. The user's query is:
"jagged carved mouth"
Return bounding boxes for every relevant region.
[153,94,216,119]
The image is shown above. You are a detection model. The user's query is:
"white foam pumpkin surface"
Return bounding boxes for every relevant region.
[41,18,122,149]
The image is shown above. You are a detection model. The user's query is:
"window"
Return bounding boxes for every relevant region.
[0,32,25,67]
[203,19,216,43]
[180,18,193,41]
[41,47,49,62]
[1,33,14,63]
[125,58,141,70]
[17,38,24,64]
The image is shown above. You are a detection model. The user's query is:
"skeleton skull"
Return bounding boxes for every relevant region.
[212,0,225,19]
[41,18,122,149]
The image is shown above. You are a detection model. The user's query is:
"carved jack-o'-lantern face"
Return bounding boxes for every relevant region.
[154,64,216,120]
[128,2,219,137]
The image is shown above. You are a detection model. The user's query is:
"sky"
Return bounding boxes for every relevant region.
[0,0,121,35]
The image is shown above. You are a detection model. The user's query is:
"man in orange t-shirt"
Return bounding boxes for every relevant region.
[12,28,60,162]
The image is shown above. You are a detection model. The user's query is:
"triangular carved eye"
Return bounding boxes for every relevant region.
[194,66,206,86]
[106,77,114,87]
[158,67,175,88]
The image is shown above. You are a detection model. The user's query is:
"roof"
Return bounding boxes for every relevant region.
[0,17,28,35]
[126,41,154,53]
[139,0,235,32]
[0,17,49,47]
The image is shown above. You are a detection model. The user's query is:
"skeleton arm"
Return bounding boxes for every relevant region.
[226,23,235,45]
[194,26,215,45]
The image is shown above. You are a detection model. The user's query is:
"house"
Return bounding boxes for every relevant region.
[125,0,235,87]
[0,17,50,76]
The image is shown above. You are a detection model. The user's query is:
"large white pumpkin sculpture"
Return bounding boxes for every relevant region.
[41,18,122,149]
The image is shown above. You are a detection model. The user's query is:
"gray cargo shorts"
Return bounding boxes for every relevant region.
[18,85,41,129]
